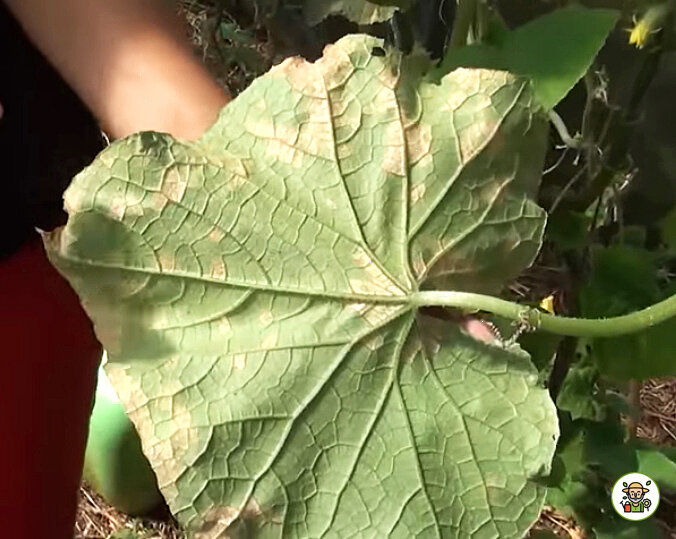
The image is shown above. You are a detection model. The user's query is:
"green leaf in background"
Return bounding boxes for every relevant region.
[580,245,676,380]
[545,419,662,535]
[556,361,606,421]
[593,518,663,539]
[434,7,619,109]
[581,246,661,318]
[545,426,600,524]
[545,211,591,251]
[636,447,676,491]
[659,203,676,251]
[584,419,636,481]
[517,330,561,381]
[591,319,676,379]
[45,35,557,537]
[304,0,412,25]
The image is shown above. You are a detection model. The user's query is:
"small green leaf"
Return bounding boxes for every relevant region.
[45,36,557,536]
[304,0,411,25]
[556,362,606,421]
[637,447,676,491]
[434,7,619,109]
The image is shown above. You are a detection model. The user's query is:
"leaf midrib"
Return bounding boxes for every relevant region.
[50,248,417,305]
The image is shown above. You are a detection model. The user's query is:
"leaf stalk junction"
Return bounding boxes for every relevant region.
[411,289,676,337]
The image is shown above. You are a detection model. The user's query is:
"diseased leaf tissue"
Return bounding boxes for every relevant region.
[46,36,558,537]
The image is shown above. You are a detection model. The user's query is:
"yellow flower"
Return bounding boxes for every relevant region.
[627,3,671,49]
[540,295,556,314]
[629,17,652,48]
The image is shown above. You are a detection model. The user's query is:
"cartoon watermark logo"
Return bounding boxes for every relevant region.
[612,473,660,521]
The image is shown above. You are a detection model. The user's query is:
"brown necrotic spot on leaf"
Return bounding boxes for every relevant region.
[214,316,232,337]
[405,123,432,166]
[457,119,496,164]
[194,506,239,539]
[125,203,144,218]
[265,139,303,166]
[316,43,355,92]
[382,121,406,177]
[231,354,246,371]
[159,255,177,272]
[209,228,226,243]
[195,498,273,539]
[210,259,227,280]
[108,197,127,221]
[161,165,189,203]
[411,254,427,277]
[346,302,399,327]
[410,183,426,204]
[349,248,406,296]
[277,57,325,98]
[258,309,274,326]
[148,192,168,212]
[260,333,278,350]
[377,63,400,91]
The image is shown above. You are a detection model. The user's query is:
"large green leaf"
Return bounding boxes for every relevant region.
[434,7,619,110]
[45,35,557,537]
[580,245,676,380]
[304,0,411,25]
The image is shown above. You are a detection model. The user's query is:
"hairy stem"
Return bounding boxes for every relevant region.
[412,289,676,337]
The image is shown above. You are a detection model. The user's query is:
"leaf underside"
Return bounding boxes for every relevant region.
[46,35,558,537]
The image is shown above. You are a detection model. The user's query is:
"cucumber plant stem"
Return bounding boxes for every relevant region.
[412,290,676,337]
[449,0,477,48]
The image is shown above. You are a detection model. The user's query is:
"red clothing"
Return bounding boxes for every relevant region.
[0,4,103,536]
[0,236,101,539]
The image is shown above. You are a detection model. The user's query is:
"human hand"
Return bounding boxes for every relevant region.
[4,0,229,140]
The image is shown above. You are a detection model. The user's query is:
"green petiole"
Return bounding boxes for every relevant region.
[412,289,676,337]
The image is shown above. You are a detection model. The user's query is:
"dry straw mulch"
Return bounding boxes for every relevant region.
[638,378,676,447]
[74,485,183,539]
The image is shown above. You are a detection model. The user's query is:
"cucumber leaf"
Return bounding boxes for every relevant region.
[434,7,619,110]
[45,35,557,537]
